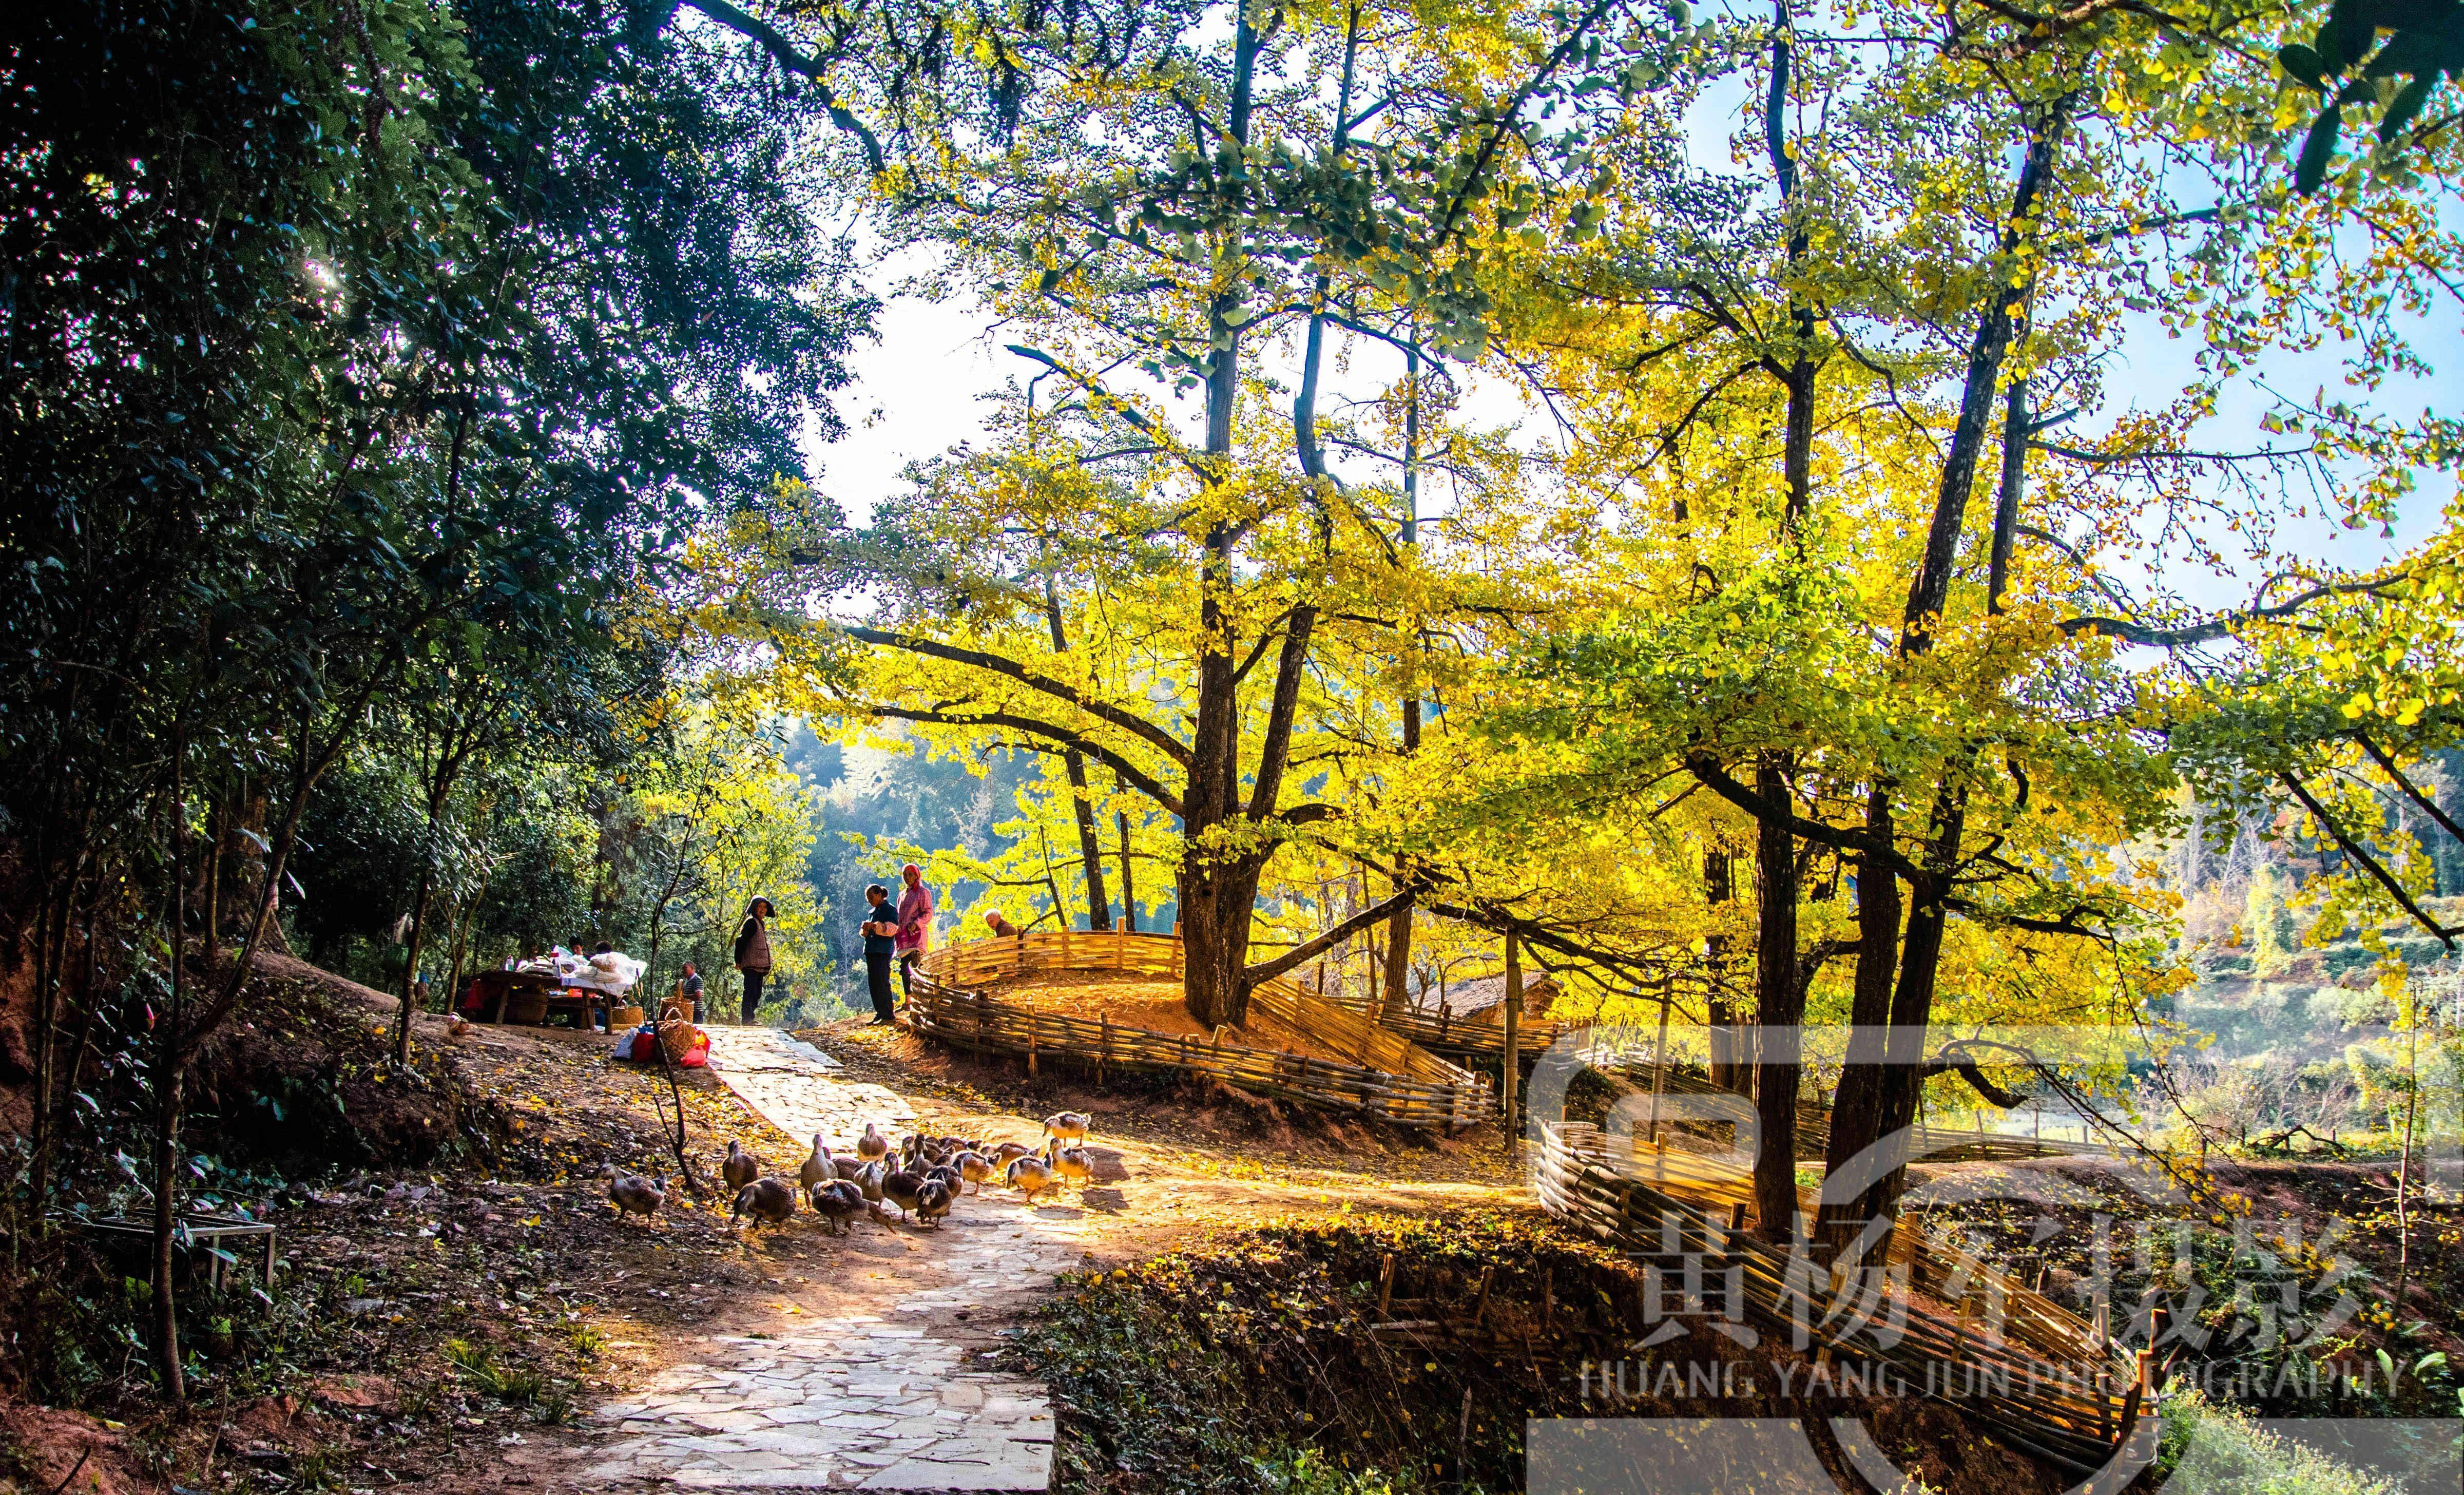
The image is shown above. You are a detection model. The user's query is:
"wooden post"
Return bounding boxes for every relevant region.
[1502,931,1522,1163]
[1470,1264,1494,1327]
[1028,1015,1038,1078]
[1542,1266,1554,1333]
[1171,921,1182,979]
[1099,1013,1110,1087]
[1377,1253,1397,1317]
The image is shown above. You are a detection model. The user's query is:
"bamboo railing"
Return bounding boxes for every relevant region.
[905,931,1492,1131]
[1536,1119,2138,1473]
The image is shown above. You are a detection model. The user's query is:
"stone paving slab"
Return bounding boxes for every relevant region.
[565,1026,1075,1492]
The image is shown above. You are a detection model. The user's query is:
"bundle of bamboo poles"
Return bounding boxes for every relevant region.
[906,932,1492,1131]
[1535,1120,2138,1474]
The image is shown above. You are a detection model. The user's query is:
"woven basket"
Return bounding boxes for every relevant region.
[657,1018,699,1062]
[609,1004,645,1030]
[502,990,550,1026]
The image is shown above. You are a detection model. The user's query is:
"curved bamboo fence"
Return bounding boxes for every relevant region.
[905,930,1492,1132]
[1536,1118,2141,1473]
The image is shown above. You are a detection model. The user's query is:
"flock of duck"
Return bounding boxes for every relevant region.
[600,1112,1098,1235]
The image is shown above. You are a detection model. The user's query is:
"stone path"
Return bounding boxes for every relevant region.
[564,1026,1086,1492]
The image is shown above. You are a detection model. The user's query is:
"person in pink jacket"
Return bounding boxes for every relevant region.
[894,862,934,1002]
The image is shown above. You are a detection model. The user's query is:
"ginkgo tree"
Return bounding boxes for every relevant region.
[692,0,1693,1028]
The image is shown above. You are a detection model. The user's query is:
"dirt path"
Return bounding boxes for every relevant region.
[527,1024,1523,1494]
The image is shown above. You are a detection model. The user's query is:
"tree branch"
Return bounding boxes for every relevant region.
[1242,887,1416,988]
[2280,771,2458,950]
[869,705,1185,817]
[840,625,1193,766]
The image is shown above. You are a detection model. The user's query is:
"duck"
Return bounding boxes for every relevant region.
[855,1123,890,1164]
[988,1140,1036,1166]
[914,1179,953,1229]
[832,1151,867,1182]
[1050,1141,1092,1191]
[731,1176,797,1230]
[924,1163,963,1198]
[855,1161,886,1202]
[602,1164,665,1225]
[880,1167,926,1221]
[1042,1111,1090,1146]
[1005,1146,1057,1203]
[808,1179,865,1235]
[799,1134,833,1192]
[952,1151,997,1195]
[721,1141,760,1193]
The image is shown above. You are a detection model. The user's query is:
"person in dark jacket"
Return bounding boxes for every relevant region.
[733,896,775,1024]
[860,884,898,1024]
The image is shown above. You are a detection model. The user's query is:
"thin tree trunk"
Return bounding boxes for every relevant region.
[1116,810,1137,932]
[152,728,187,1404]
[392,867,434,1067]
[1704,850,1738,1090]
[1750,753,1802,1242]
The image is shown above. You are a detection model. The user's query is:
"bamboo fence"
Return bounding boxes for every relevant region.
[1536,1119,2139,1473]
[1309,989,1568,1061]
[906,931,1492,1132]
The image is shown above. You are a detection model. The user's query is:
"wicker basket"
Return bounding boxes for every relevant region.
[609,1004,645,1030]
[502,990,550,1025]
[657,1017,700,1062]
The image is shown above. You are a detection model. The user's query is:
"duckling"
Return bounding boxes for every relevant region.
[721,1140,760,1193]
[602,1164,665,1225]
[808,1179,865,1236]
[1005,1146,1057,1203]
[952,1151,998,1195]
[914,1179,954,1229]
[1050,1142,1093,1191]
[799,1134,833,1192]
[855,1161,886,1202]
[1042,1111,1091,1146]
[880,1167,926,1221]
[855,1122,890,1164]
[731,1176,797,1230]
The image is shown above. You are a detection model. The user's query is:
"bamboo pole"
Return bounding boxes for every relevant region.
[1503,930,1522,1163]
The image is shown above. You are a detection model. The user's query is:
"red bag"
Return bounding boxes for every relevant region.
[629,1029,660,1063]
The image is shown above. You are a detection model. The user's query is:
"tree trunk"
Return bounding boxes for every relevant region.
[1065,752,1112,930]
[1819,789,1903,1253]
[1116,810,1137,931]
[153,732,188,1404]
[150,1059,185,1404]
[1704,849,1739,1090]
[391,867,433,1068]
[1178,855,1265,1029]
[1749,752,1802,1242]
